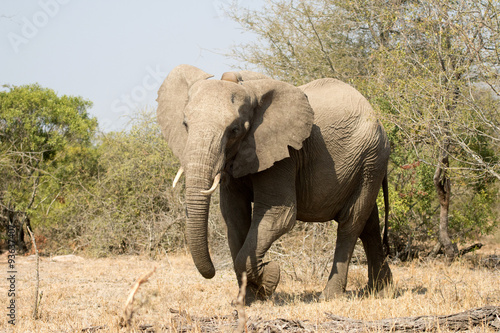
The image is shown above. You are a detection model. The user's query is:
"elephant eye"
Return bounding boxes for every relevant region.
[230,125,241,135]
[182,120,189,131]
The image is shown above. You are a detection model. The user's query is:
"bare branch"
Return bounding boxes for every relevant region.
[26,226,41,320]
[235,272,248,333]
[120,267,157,327]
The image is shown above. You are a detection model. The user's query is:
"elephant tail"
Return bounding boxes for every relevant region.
[382,174,390,257]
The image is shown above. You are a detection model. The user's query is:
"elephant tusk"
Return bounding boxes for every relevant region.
[172,166,184,188]
[200,173,221,195]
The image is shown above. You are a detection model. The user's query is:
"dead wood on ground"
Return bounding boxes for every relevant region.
[80,305,498,332]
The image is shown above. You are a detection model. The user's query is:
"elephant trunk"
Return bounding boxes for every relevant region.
[184,131,223,279]
[185,176,215,279]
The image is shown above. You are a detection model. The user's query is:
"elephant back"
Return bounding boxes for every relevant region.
[299,78,389,164]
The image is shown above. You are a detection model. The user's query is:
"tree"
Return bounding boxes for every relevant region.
[45,110,190,256]
[227,0,499,257]
[0,84,97,251]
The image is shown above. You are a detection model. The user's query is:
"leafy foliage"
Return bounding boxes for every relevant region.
[42,110,188,256]
[0,83,97,219]
[0,85,223,256]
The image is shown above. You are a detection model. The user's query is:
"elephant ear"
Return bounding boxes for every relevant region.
[231,79,314,178]
[156,64,213,160]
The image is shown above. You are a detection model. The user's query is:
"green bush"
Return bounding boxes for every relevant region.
[41,110,187,256]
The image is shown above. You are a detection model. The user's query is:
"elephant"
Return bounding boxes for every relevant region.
[156,64,392,302]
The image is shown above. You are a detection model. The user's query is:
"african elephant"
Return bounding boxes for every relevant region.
[157,64,392,302]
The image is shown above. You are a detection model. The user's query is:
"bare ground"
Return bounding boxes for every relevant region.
[1,245,499,332]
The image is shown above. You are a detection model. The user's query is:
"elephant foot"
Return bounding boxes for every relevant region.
[319,284,344,301]
[360,282,394,298]
[366,266,393,294]
[244,261,280,304]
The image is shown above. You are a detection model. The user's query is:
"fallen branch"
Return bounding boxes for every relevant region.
[481,254,500,269]
[430,242,484,259]
[459,242,483,256]
[120,267,157,327]
[81,325,107,332]
[155,305,500,332]
[324,306,500,332]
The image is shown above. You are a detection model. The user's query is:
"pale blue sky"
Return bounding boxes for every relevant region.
[0,0,262,131]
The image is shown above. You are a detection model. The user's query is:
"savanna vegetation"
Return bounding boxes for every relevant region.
[1,1,499,332]
[0,252,499,332]
[1,0,499,262]
[0,86,225,258]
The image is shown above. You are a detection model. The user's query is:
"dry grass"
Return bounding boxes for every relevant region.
[0,241,499,333]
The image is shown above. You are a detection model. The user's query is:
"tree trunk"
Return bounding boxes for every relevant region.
[433,138,458,261]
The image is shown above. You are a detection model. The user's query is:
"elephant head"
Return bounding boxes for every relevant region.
[157,64,314,278]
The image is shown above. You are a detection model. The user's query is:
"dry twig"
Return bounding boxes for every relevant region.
[235,272,248,333]
[120,267,157,327]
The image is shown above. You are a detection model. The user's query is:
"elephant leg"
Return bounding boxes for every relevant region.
[359,205,392,292]
[235,203,296,302]
[220,179,252,265]
[322,184,380,300]
[234,161,297,303]
[322,223,361,300]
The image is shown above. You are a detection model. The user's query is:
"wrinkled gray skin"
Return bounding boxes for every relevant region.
[157,64,392,302]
